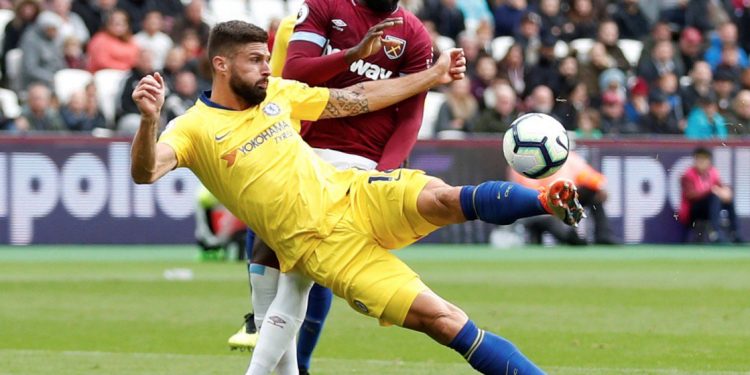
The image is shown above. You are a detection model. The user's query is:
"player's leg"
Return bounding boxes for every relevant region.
[296,283,333,374]
[391,288,545,374]
[228,230,260,351]
[246,270,314,375]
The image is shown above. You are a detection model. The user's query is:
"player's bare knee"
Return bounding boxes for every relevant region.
[418,179,464,225]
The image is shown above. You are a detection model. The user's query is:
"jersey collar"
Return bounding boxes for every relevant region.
[199,91,237,111]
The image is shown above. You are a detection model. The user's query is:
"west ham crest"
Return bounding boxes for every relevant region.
[383,35,406,60]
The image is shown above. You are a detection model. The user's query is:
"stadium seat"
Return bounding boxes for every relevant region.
[569,38,595,63]
[618,39,643,67]
[435,36,455,53]
[205,0,251,25]
[418,91,445,139]
[5,48,23,92]
[249,0,287,26]
[554,40,570,59]
[0,88,21,119]
[54,69,94,105]
[93,69,128,127]
[491,36,514,61]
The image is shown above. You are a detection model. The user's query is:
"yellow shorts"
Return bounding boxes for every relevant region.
[295,169,440,325]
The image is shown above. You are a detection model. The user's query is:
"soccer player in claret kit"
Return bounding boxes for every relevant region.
[131,20,583,375]
[227,0,435,372]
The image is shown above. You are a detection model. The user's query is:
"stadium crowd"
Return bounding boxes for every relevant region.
[0,0,748,139]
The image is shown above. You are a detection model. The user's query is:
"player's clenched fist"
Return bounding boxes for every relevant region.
[434,48,467,85]
[132,72,166,120]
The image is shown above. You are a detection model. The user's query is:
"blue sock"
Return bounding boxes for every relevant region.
[460,181,546,225]
[449,320,545,374]
[297,283,333,371]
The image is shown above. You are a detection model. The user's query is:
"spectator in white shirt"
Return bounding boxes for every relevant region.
[133,10,172,71]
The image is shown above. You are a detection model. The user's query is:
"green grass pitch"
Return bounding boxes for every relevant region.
[1,245,749,375]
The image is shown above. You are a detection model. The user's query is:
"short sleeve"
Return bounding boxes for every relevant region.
[290,0,330,48]
[158,118,195,168]
[278,79,331,121]
[400,19,433,75]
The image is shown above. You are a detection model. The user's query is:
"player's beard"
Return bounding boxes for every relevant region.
[362,0,398,13]
[229,73,268,107]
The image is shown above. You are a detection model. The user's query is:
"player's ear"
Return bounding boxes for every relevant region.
[213,56,228,75]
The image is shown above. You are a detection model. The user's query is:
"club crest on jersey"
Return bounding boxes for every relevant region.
[263,103,281,116]
[383,35,406,60]
[331,19,347,31]
[295,3,309,25]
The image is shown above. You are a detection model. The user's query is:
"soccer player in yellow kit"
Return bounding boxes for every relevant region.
[131,21,583,375]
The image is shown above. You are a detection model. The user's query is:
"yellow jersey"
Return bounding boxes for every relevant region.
[269,15,296,77]
[159,77,360,272]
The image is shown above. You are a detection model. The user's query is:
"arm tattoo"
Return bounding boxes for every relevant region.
[320,84,369,119]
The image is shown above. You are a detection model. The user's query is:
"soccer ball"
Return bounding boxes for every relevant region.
[503,113,569,179]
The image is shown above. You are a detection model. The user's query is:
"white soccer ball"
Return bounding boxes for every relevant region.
[503,113,570,179]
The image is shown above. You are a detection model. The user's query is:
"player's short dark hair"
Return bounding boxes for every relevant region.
[207,21,268,62]
[693,147,713,159]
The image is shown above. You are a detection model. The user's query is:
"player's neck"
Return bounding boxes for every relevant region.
[209,83,254,111]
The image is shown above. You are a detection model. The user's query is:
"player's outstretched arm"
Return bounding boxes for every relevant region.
[318,48,466,119]
[130,73,177,184]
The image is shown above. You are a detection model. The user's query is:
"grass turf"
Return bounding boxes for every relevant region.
[1,245,749,375]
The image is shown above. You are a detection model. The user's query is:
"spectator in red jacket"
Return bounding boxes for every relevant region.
[86,9,139,72]
[679,147,743,244]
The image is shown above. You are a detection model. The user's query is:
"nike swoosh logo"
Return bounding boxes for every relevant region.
[215,131,231,141]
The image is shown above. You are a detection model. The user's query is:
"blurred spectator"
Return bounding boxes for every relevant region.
[639,20,673,64]
[87,9,139,72]
[638,89,681,134]
[537,0,564,39]
[457,32,481,76]
[685,92,728,139]
[679,147,742,243]
[116,49,154,133]
[637,40,685,85]
[553,82,589,129]
[580,43,614,96]
[724,89,750,136]
[15,83,64,132]
[678,27,704,72]
[0,107,16,132]
[513,151,616,245]
[470,54,497,108]
[47,0,89,44]
[575,108,602,139]
[134,10,172,70]
[624,77,649,123]
[525,85,556,116]
[681,61,713,111]
[611,0,650,40]
[595,20,631,72]
[171,0,210,46]
[717,46,744,81]
[400,0,423,14]
[493,0,526,37]
[497,44,525,95]
[116,0,153,33]
[456,0,493,30]
[554,55,579,97]
[435,78,477,134]
[149,0,183,33]
[597,68,626,103]
[740,5,750,53]
[2,0,42,79]
[599,90,637,134]
[561,0,598,41]
[524,34,559,94]
[656,72,685,123]
[659,0,713,32]
[742,67,750,91]
[164,70,199,122]
[713,67,738,118]
[516,12,542,64]
[473,82,517,133]
[72,0,117,37]
[704,22,749,71]
[162,46,188,92]
[420,0,465,40]
[62,36,86,69]
[20,11,65,89]
[60,89,106,131]
[474,19,494,51]
[178,29,203,60]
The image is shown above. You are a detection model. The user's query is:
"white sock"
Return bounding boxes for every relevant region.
[246,271,313,375]
[249,263,280,327]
